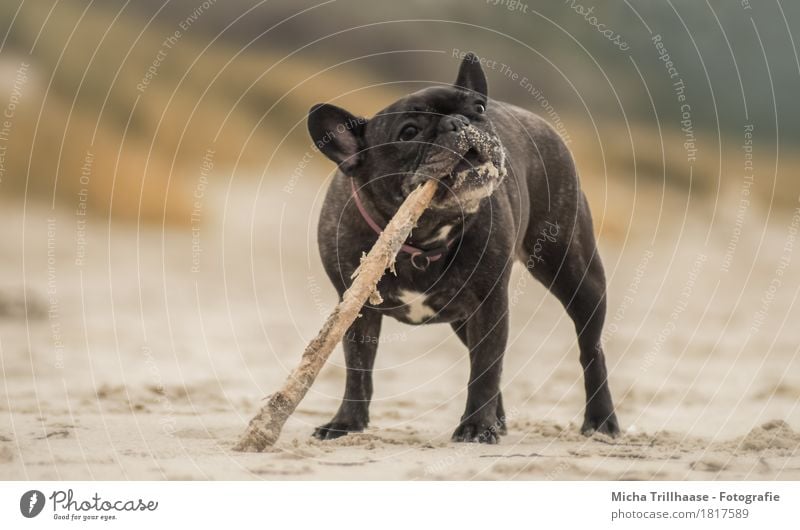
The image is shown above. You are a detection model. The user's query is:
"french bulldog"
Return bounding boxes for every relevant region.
[307,53,619,443]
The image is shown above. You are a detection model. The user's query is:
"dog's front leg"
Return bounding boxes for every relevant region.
[313,307,382,440]
[451,290,509,444]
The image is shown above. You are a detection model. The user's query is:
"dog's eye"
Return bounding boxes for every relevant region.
[475,103,486,114]
[398,125,419,141]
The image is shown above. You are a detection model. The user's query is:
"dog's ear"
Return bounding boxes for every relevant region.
[307,103,367,173]
[454,53,488,98]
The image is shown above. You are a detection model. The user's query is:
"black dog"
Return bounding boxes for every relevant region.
[307,53,619,443]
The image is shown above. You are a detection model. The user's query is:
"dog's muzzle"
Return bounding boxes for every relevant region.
[405,125,507,212]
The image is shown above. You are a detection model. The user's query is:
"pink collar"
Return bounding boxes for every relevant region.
[350,177,453,270]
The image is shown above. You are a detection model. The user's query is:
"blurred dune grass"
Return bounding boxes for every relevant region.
[0,0,400,224]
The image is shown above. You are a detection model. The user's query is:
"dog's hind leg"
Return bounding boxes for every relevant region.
[523,193,620,437]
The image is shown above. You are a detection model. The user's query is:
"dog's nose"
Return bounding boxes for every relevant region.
[438,114,469,133]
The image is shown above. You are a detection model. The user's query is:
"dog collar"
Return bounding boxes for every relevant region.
[349,177,453,270]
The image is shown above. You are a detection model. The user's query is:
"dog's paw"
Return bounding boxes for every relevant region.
[451,419,500,444]
[581,411,620,438]
[312,421,363,441]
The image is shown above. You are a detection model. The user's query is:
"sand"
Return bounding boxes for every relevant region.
[1,174,799,480]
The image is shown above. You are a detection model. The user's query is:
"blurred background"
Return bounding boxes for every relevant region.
[1,0,799,224]
[1,1,800,480]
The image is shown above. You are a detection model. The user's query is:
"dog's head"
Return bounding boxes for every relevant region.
[308,53,507,214]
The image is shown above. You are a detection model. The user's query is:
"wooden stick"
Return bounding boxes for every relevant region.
[234,179,439,452]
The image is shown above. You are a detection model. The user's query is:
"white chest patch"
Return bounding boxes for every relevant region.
[424,224,453,245]
[396,289,435,323]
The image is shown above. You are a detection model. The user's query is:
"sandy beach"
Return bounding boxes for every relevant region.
[1,174,799,480]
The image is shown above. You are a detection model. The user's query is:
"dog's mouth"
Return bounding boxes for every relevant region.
[433,127,507,212]
[402,124,507,213]
[448,147,486,177]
